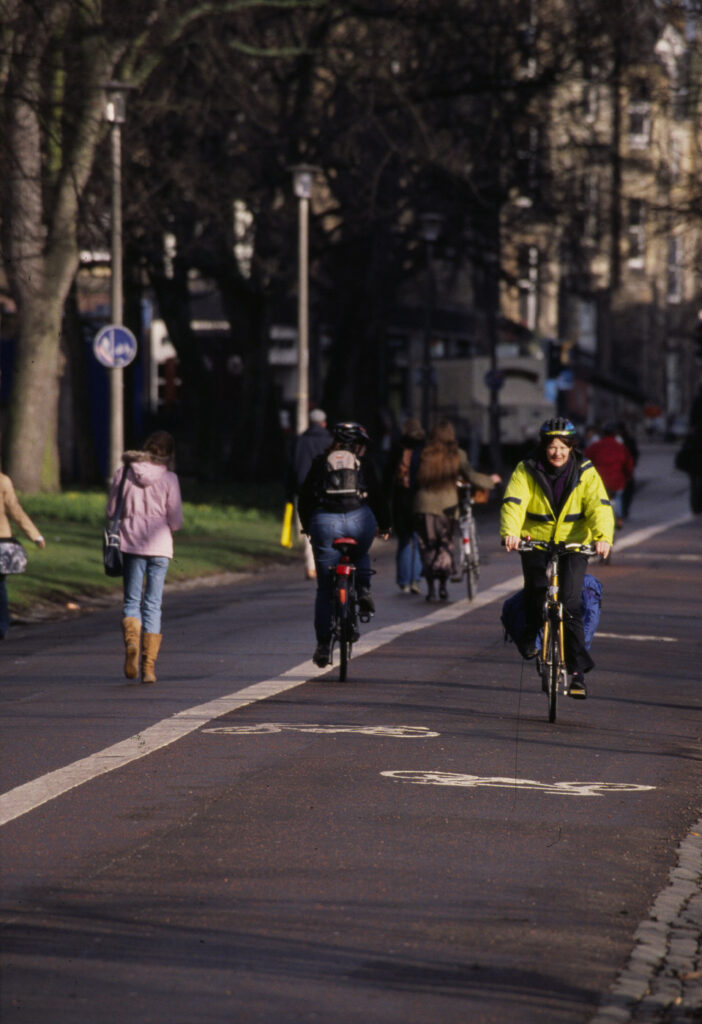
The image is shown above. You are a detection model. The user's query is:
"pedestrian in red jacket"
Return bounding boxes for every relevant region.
[584,424,634,528]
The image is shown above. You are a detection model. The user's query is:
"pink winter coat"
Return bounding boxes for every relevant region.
[106,451,183,558]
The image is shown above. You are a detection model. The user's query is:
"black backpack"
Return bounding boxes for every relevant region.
[321,450,367,502]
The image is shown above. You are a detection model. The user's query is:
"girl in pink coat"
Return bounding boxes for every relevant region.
[106,431,183,683]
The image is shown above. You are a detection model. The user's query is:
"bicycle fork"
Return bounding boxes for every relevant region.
[544,560,567,691]
[460,518,472,558]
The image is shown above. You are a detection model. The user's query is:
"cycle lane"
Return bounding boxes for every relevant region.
[1,514,700,1024]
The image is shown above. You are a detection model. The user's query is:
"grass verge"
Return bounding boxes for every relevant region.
[8,487,297,618]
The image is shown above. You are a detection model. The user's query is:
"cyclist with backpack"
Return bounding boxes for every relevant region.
[500,418,613,698]
[298,422,390,667]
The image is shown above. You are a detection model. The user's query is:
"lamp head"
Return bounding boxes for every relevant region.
[420,212,443,243]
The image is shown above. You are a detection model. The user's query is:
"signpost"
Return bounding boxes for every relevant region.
[93,324,138,369]
[93,323,138,478]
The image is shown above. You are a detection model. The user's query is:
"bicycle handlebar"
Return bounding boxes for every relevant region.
[515,539,597,556]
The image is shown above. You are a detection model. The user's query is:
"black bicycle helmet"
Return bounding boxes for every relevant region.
[332,421,370,449]
[539,417,577,441]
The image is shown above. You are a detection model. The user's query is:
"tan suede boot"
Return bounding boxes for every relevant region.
[121,617,141,680]
[141,632,162,684]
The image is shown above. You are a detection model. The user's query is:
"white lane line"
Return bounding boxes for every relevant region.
[597,632,678,642]
[0,510,692,828]
[622,553,702,562]
[609,514,693,553]
[0,575,521,827]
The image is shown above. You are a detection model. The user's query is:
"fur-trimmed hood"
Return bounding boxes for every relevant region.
[122,450,173,489]
[123,449,172,468]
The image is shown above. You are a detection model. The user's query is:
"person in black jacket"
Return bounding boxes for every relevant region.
[299,422,390,667]
[383,417,425,593]
[286,409,332,579]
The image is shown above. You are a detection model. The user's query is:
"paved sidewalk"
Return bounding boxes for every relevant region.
[590,800,702,1021]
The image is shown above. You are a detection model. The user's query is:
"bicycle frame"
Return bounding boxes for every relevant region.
[455,484,480,600]
[540,549,567,720]
[516,540,595,722]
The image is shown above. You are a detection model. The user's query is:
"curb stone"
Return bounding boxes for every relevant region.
[590,817,702,1023]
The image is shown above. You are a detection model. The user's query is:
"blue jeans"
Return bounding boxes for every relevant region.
[122,555,170,633]
[0,576,8,638]
[395,531,422,587]
[308,506,377,641]
[611,490,624,521]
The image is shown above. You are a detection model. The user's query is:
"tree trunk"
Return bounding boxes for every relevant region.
[2,47,70,492]
[6,295,66,491]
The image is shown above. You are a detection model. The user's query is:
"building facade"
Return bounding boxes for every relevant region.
[500,4,701,436]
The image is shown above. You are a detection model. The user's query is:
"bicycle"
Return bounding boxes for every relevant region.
[328,536,373,681]
[515,539,596,723]
[452,483,482,600]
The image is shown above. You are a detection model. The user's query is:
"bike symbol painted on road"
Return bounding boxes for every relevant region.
[381,771,655,797]
[203,723,439,738]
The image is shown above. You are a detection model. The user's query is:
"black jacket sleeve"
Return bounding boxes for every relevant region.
[298,454,325,533]
[364,457,391,533]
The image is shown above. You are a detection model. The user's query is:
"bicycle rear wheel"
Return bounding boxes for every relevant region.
[339,630,349,680]
[337,584,352,681]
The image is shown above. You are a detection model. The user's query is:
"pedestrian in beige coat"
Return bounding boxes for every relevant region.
[413,420,500,600]
[0,472,46,638]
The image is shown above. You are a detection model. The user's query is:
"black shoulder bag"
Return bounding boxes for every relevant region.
[103,468,127,577]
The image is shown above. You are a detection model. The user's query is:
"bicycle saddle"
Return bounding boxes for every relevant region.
[332,536,358,556]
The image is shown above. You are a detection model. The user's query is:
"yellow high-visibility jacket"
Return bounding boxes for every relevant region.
[500,454,614,545]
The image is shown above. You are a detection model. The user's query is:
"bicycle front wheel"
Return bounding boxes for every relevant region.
[466,518,480,600]
[542,618,558,723]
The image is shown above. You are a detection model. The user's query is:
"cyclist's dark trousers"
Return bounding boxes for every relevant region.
[520,550,594,674]
[308,506,377,642]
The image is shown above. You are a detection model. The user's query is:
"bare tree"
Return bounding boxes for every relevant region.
[0,0,314,491]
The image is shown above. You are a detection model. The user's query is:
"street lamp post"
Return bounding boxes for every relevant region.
[420,212,443,430]
[103,82,132,477]
[485,246,504,476]
[291,164,319,437]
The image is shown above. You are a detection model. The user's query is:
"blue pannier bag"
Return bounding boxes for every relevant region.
[501,573,602,651]
[580,573,602,649]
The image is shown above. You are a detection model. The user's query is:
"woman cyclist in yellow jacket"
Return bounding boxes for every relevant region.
[501,418,614,698]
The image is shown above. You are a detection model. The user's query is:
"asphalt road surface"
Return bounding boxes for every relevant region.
[1,444,700,1024]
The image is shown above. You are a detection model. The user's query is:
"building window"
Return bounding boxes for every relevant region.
[673,53,690,120]
[516,0,537,79]
[517,245,539,330]
[581,59,599,122]
[628,78,651,148]
[627,199,646,269]
[582,173,599,242]
[669,133,682,181]
[667,235,683,304]
[516,125,542,204]
[577,298,598,357]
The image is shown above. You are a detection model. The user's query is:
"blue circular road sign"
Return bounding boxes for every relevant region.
[93,324,138,368]
[484,368,505,392]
